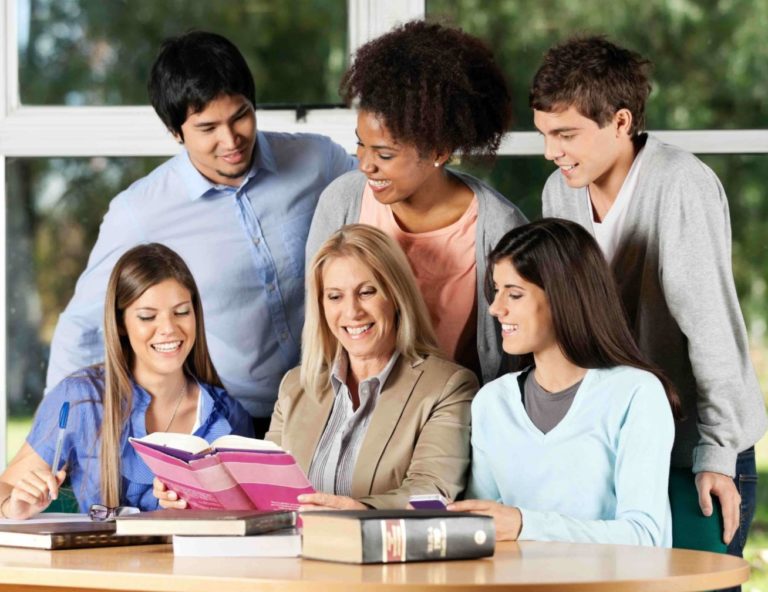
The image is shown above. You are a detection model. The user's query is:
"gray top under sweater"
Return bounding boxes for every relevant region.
[543,133,766,475]
[306,169,528,385]
[523,371,581,435]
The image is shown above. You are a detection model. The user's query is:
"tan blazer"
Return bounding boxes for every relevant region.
[266,354,478,509]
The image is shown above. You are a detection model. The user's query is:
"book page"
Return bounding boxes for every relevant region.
[134,432,212,455]
[211,434,283,452]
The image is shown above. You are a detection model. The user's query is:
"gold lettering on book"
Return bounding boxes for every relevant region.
[426,521,448,557]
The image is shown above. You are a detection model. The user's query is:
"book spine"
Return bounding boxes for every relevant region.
[51,533,161,550]
[246,512,297,534]
[360,516,494,563]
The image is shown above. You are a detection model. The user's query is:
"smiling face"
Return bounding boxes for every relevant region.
[489,259,558,357]
[122,279,196,385]
[355,110,443,206]
[533,106,633,194]
[321,255,397,374]
[177,93,257,187]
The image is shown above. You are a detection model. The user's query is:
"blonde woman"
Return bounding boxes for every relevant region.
[158,224,477,511]
[0,243,253,519]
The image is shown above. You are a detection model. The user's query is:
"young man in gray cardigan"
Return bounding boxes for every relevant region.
[531,35,765,563]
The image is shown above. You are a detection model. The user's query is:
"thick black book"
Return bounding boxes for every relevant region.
[0,521,161,550]
[301,510,495,564]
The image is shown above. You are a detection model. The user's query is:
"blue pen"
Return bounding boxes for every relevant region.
[49,402,70,499]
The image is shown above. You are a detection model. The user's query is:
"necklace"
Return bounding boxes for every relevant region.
[162,378,187,433]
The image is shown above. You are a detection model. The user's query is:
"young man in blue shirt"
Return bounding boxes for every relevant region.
[530,35,765,571]
[46,31,355,436]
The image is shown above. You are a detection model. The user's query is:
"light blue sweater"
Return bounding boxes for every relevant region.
[468,366,674,546]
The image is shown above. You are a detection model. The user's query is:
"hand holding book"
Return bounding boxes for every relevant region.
[132,432,314,511]
[154,477,186,510]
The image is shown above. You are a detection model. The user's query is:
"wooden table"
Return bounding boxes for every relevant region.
[0,541,749,592]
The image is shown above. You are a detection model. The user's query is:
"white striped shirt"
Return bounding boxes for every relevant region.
[308,351,400,495]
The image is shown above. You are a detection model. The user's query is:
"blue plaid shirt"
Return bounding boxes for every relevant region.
[28,367,254,512]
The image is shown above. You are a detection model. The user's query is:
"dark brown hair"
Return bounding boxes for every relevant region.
[529,35,651,138]
[487,219,681,417]
[341,20,512,159]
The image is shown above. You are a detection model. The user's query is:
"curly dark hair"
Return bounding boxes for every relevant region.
[341,20,512,159]
[529,36,652,138]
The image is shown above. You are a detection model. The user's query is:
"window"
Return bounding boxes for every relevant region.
[19,1,348,106]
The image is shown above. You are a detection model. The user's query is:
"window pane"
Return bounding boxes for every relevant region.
[427,0,768,130]
[18,0,347,106]
[5,156,164,459]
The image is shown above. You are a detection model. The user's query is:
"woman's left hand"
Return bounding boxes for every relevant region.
[297,492,367,511]
[448,499,522,541]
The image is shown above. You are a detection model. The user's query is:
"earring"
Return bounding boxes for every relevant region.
[434,161,440,168]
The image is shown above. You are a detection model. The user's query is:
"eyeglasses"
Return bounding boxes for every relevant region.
[88,504,140,522]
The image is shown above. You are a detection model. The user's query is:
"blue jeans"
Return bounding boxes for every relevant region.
[724,446,758,592]
[670,447,757,592]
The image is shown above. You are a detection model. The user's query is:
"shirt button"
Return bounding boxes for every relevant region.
[253,237,260,246]
[267,283,275,292]
[281,331,290,341]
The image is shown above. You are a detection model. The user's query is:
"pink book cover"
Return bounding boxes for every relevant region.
[218,451,315,511]
[130,439,314,511]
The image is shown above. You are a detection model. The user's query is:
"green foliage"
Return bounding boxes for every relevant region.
[20,0,347,105]
[429,0,768,130]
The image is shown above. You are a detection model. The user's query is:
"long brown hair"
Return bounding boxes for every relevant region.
[100,243,221,505]
[487,219,681,417]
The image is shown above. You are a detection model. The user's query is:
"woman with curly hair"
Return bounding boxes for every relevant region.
[307,20,527,384]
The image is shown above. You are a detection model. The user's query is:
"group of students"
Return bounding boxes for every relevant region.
[0,18,764,578]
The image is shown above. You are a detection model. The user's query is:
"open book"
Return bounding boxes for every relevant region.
[130,433,315,511]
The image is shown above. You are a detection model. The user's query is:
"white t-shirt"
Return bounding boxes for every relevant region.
[589,147,646,263]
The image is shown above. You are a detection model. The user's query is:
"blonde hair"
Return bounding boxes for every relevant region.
[301,224,441,396]
[100,243,221,506]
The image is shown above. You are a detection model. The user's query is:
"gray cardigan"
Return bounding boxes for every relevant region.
[306,169,528,384]
[543,134,766,475]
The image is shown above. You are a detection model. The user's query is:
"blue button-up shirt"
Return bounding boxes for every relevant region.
[28,367,254,512]
[46,131,355,417]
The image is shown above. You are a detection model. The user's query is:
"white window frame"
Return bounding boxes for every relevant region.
[1,0,766,466]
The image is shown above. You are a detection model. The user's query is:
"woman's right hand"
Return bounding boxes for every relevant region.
[152,477,187,509]
[2,468,66,520]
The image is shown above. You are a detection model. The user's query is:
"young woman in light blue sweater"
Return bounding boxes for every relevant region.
[449,219,681,546]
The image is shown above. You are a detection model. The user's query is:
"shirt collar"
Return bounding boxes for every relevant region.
[127,378,229,438]
[330,350,400,399]
[177,131,278,202]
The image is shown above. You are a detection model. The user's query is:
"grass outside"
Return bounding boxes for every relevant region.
[7,418,768,588]
[745,436,768,591]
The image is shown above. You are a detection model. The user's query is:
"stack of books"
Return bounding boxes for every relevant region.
[116,508,300,557]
